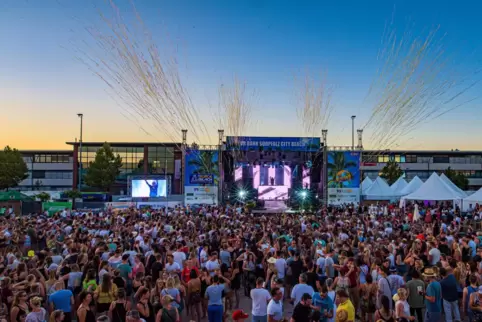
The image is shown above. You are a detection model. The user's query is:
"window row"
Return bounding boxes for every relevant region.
[81,146,144,153]
[31,171,73,179]
[26,154,72,163]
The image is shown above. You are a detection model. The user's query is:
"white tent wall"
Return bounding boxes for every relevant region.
[462,187,482,211]
[361,177,374,192]
[363,177,394,200]
[400,176,424,196]
[390,177,408,196]
[402,172,465,201]
[440,173,467,197]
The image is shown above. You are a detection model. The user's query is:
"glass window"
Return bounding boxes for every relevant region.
[32,170,46,179]
[433,156,449,163]
[377,155,389,163]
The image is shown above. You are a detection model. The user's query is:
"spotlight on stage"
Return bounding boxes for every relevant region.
[300,190,308,199]
[238,190,246,198]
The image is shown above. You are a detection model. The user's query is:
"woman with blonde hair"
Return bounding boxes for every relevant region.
[94,273,118,315]
[156,295,179,322]
[48,310,64,322]
[161,277,181,313]
[395,289,414,322]
[25,297,46,322]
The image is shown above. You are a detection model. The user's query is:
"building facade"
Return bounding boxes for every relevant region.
[14,145,482,193]
[16,150,74,191]
[361,150,482,189]
[66,142,183,195]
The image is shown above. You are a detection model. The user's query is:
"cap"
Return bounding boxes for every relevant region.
[267,257,276,264]
[27,250,35,258]
[232,310,249,320]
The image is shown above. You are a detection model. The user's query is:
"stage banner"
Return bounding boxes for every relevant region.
[184,150,219,187]
[226,136,320,152]
[42,202,72,216]
[184,186,218,205]
[327,151,361,205]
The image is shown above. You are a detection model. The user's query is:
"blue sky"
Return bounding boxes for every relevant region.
[1,0,481,150]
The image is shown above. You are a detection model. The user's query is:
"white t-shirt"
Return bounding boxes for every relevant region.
[267,299,283,321]
[251,288,271,316]
[205,260,220,276]
[429,248,441,265]
[274,258,286,278]
[165,262,181,273]
[172,251,186,269]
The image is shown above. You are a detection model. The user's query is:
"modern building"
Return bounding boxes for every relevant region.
[16,150,74,191]
[13,144,482,193]
[361,150,482,189]
[66,142,183,195]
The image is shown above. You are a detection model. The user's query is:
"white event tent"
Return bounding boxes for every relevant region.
[390,177,408,196]
[400,176,423,196]
[463,188,482,204]
[363,176,393,200]
[440,173,467,197]
[361,177,373,192]
[403,172,465,201]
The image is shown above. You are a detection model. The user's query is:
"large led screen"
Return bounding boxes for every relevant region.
[235,165,294,200]
[131,179,167,198]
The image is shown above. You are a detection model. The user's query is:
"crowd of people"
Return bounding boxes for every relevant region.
[0,202,481,322]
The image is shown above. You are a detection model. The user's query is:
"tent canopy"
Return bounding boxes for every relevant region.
[440,173,467,197]
[400,176,424,196]
[463,187,482,204]
[361,177,373,192]
[363,177,393,199]
[390,177,408,195]
[0,191,33,202]
[403,172,464,201]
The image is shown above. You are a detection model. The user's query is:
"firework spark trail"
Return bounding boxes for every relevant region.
[363,23,481,155]
[214,75,257,170]
[295,72,334,139]
[72,0,212,150]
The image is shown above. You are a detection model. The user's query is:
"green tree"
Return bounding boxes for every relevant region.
[327,152,357,188]
[187,150,219,184]
[36,192,51,202]
[0,146,29,190]
[444,167,469,190]
[84,143,123,191]
[380,159,403,185]
[64,190,82,200]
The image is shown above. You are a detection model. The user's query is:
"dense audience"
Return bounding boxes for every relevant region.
[0,202,481,322]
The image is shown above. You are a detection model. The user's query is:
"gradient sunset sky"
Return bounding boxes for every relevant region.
[1,0,481,150]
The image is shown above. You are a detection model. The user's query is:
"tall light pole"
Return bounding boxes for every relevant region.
[77,113,83,191]
[351,115,356,151]
[321,129,328,205]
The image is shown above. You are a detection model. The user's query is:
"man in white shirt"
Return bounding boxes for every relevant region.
[165,254,181,273]
[205,252,220,276]
[172,244,186,269]
[274,252,287,280]
[251,278,271,322]
[267,287,284,321]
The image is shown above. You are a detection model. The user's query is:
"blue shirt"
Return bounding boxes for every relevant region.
[440,274,459,302]
[312,292,334,322]
[206,284,225,306]
[425,281,442,313]
[49,289,73,312]
[291,283,315,306]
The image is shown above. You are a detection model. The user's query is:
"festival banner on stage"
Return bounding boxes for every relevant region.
[184,150,219,187]
[226,136,321,152]
[184,186,218,205]
[327,151,361,205]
